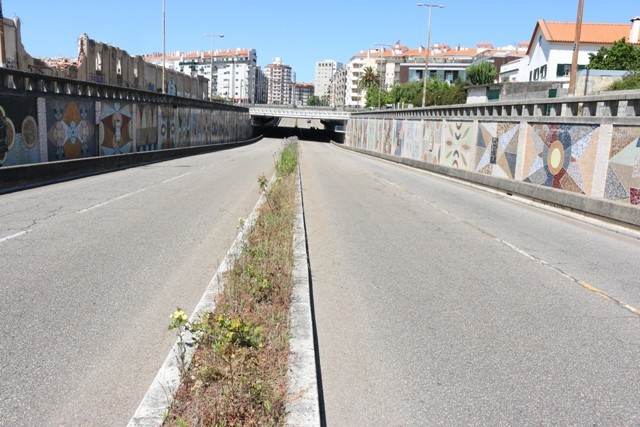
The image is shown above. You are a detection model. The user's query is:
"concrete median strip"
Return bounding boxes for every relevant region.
[127,166,320,426]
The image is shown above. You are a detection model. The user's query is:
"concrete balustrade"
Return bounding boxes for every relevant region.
[345,91,640,228]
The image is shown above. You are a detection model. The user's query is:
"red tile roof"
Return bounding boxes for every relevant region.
[527,19,636,55]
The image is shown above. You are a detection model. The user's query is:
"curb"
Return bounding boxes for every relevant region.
[127,182,268,427]
[127,141,321,426]
[285,163,321,426]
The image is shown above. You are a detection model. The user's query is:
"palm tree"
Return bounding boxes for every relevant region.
[358,66,379,90]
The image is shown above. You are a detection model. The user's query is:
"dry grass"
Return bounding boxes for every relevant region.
[164,140,298,427]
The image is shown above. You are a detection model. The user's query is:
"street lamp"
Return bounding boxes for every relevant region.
[162,0,166,93]
[204,33,224,100]
[418,3,444,107]
[374,43,392,109]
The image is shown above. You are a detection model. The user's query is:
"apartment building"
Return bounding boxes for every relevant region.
[144,48,259,102]
[341,41,527,107]
[328,67,348,107]
[314,60,343,101]
[265,57,294,105]
[294,82,314,106]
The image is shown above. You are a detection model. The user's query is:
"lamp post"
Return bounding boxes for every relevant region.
[204,33,224,100]
[374,43,392,109]
[162,0,165,93]
[418,3,444,107]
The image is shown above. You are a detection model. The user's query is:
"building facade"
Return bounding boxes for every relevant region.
[294,82,314,106]
[328,67,348,107]
[500,18,640,84]
[145,48,259,103]
[265,57,294,105]
[314,60,343,101]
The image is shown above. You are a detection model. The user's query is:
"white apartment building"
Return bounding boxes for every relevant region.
[314,59,343,100]
[265,57,294,105]
[328,67,348,107]
[144,48,259,103]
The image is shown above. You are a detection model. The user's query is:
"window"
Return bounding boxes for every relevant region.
[96,51,102,71]
[557,64,571,77]
[540,64,547,79]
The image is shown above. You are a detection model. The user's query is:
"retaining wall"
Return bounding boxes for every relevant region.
[346,91,640,227]
[0,68,252,169]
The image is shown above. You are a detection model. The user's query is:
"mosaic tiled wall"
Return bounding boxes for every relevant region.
[0,94,40,167]
[99,102,133,155]
[607,126,640,205]
[345,117,640,206]
[47,99,97,161]
[0,96,253,168]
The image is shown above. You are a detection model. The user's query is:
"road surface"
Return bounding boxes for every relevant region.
[0,139,280,426]
[300,141,640,426]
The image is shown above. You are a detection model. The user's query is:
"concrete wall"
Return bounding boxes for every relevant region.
[576,70,627,96]
[345,114,640,215]
[1,19,207,99]
[0,77,253,168]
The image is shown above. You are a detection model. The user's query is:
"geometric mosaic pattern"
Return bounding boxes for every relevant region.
[344,118,640,208]
[99,102,133,156]
[476,122,519,179]
[47,100,96,161]
[160,105,177,149]
[523,124,599,195]
[421,120,442,164]
[606,126,640,204]
[135,104,158,152]
[177,108,191,147]
[441,121,475,170]
[0,105,16,165]
[392,120,405,156]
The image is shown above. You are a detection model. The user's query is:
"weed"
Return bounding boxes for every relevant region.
[168,308,190,375]
[164,142,299,427]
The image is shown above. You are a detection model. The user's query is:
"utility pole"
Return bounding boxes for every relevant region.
[568,0,584,96]
[418,3,444,108]
[162,0,166,94]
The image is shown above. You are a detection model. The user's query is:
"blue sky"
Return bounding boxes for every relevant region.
[3,0,636,82]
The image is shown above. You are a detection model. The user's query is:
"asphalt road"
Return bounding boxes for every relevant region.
[300,141,640,426]
[0,139,280,426]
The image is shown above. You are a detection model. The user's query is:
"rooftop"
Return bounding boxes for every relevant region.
[527,19,639,55]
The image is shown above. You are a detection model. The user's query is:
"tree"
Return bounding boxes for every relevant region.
[386,81,423,105]
[358,66,379,90]
[364,85,387,108]
[588,38,640,71]
[307,95,321,106]
[466,61,497,85]
[411,79,466,107]
[607,71,640,90]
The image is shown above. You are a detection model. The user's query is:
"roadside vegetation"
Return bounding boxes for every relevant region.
[164,139,299,426]
[585,38,640,91]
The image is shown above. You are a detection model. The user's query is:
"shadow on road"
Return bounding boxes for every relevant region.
[263,126,332,143]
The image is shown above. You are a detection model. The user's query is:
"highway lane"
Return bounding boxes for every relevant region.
[0,139,280,426]
[300,141,640,426]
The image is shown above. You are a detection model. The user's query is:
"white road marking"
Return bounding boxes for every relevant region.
[377,174,640,317]
[77,188,147,214]
[0,230,29,244]
[162,172,192,184]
